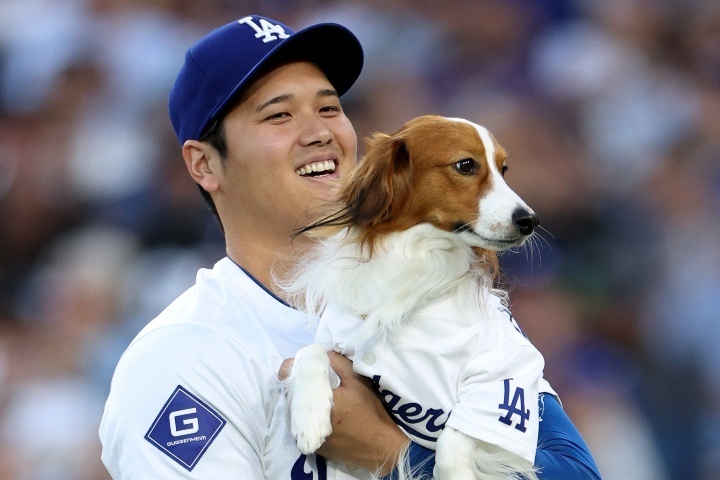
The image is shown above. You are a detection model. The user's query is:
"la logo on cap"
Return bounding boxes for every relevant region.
[238,16,290,43]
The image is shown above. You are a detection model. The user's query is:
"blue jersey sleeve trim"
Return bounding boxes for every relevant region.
[535,393,602,480]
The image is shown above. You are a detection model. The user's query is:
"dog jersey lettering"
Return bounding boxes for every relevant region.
[372,375,450,441]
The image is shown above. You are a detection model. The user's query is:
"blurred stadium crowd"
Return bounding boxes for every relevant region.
[0,0,719,478]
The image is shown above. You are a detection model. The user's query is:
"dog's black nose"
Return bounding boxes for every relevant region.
[512,208,539,236]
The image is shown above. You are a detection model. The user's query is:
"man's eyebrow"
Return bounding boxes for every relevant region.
[256,94,293,113]
[256,89,339,113]
[318,88,339,98]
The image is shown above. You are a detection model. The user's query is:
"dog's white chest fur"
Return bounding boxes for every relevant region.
[292,224,490,338]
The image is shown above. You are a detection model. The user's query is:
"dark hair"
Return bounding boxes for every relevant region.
[197,119,227,231]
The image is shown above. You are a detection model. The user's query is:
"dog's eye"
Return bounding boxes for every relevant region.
[501,165,509,176]
[454,158,477,175]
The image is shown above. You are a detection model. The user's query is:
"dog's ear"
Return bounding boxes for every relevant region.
[340,132,413,228]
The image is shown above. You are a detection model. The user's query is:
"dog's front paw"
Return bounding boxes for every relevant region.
[288,344,335,454]
[290,384,334,454]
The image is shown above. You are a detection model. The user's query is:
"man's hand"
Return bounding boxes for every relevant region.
[279,352,409,476]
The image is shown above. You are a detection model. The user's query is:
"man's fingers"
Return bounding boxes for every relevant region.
[278,358,294,380]
[326,351,353,377]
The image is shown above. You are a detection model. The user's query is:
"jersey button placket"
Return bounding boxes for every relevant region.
[362,352,376,365]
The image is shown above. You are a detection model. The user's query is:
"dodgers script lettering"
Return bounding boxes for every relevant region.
[372,375,448,442]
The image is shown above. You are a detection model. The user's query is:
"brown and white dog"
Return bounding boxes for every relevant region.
[283,115,544,480]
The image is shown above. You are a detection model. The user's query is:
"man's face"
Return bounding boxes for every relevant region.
[213,61,358,242]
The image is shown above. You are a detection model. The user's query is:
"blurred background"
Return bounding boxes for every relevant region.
[0,0,718,478]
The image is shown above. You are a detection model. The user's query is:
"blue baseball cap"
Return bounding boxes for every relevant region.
[169,15,364,145]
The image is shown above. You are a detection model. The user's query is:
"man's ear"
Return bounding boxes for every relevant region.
[182,140,220,192]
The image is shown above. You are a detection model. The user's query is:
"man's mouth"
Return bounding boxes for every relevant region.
[295,160,336,177]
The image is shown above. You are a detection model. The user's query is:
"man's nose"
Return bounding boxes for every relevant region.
[301,118,334,146]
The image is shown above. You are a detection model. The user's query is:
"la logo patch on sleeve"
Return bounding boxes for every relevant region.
[145,385,226,471]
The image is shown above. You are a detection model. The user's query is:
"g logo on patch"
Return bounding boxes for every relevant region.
[169,408,199,437]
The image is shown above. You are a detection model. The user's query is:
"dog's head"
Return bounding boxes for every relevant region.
[302,115,538,257]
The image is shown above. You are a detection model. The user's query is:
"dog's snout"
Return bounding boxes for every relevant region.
[512,208,539,236]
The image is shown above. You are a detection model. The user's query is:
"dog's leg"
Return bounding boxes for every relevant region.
[434,426,538,480]
[434,426,478,480]
[287,343,335,454]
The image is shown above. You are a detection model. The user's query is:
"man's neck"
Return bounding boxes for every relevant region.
[225,233,308,298]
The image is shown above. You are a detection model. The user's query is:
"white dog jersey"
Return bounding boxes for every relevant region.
[100,258,370,480]
[316,293,556,465]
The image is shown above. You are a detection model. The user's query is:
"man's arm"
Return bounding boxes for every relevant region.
[382,394,603,480]
[534,393,602,480]
[101,326,269,478]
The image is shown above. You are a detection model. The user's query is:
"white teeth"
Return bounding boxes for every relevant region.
[296,160,336,176]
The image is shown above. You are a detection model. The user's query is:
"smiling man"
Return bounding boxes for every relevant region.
[98,15,410,479]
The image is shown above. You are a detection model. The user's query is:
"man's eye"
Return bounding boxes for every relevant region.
[454,158,477,175]
[266,112,290,121]
[320,106,341,115]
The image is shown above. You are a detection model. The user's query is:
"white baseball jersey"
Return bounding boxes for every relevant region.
[316,293,556,466]
[99,257,370,479]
